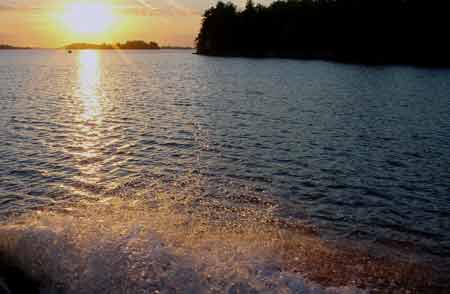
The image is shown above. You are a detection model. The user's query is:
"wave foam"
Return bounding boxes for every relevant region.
[0,178,440,293]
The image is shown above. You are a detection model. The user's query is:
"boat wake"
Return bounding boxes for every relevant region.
[0,177,444,293]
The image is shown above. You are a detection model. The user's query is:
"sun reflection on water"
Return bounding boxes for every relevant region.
[68,50,105,195]
[78,50,102,122]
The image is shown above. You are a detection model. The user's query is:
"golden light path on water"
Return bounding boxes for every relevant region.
[64,50,107,197]
[56,50,136,200]
[79,50,102,122]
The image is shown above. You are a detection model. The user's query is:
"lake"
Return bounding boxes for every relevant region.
[1,49,449,293]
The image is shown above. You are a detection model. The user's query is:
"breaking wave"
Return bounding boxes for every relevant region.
[0,177,446,293]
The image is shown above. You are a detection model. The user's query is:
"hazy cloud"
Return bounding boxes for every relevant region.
[0,0,200,16]
[0,3,16,10]
[121,6,198,17]
[0,2,42,12]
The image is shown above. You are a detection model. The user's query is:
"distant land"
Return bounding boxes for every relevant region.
[160,46,193,50]
[0,44,32,50]
[65,41,160,50]
[196,0,450,67]
[64,41,192,50]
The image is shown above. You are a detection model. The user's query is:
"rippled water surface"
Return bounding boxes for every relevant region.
[1,50,450,279]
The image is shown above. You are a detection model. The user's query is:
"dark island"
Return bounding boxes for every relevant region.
[65,40,160,50]
[160,46,194,50]
[196,0,450,66]
[0,44,32,50]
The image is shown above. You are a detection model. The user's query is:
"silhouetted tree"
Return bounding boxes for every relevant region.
[0,44,31,49]
[65,41,160,50]
[196,0,450,66]
[196,1,239,55]
[119,40,160,49]
[148,42,160,49]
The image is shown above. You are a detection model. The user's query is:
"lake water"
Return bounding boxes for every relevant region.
[0,50,449,293]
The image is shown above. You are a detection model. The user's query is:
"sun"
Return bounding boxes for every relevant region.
[61,2,116,34]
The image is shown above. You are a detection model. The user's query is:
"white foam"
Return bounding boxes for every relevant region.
[0,197,367,294]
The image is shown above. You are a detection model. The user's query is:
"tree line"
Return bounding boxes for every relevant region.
[0,44,31,50]
[65,40,160,50]
[196,0,450,66]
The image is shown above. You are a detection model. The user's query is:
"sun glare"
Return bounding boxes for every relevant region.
[61,2,115,34]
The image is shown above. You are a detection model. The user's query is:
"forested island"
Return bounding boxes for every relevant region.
[160,46,194,50]
[65,40,160,50]
[0,44,31,50]
[196,0,450,66]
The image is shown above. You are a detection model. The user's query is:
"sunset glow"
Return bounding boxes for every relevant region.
[60,2,116,34]
[0,0,200,47]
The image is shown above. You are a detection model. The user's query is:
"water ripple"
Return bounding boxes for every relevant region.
[0,50,449,267]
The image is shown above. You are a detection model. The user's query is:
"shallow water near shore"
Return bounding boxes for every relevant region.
[1,50,449,292]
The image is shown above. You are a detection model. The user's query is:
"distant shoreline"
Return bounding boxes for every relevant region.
[1,42,193,50]
[62,47,193,50]
[0,48,194,50]
[0,45,32,50]
[63,41,194,50]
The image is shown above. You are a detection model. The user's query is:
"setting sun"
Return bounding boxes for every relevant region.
[61,2,116,34]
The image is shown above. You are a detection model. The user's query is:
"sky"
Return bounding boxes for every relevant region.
[0,0,270,47]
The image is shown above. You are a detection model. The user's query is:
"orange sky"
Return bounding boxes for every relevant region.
[0,0,266,47]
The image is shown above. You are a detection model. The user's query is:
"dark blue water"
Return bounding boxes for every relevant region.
[1,49,449,266]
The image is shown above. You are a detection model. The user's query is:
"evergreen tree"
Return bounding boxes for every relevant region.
[196,0,450,66]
